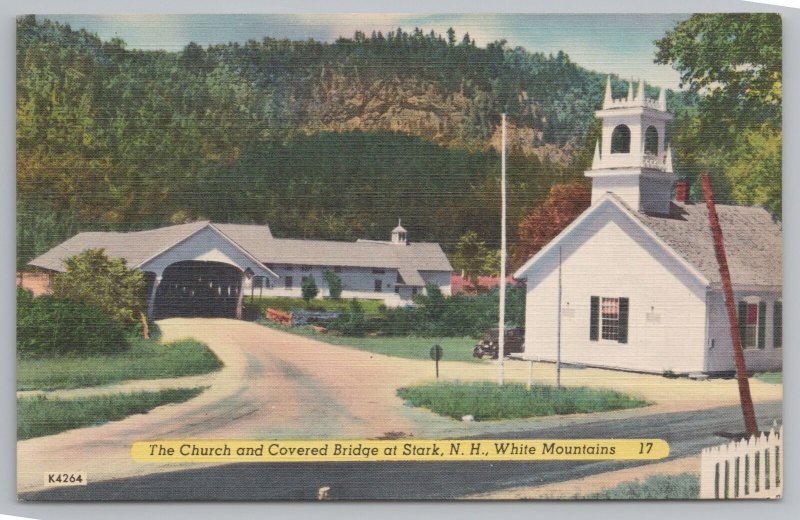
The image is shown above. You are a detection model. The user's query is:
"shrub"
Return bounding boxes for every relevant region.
[301,275,319,302]
[17,288,128,358]
[323,270,343,299]
[51,249,147,330]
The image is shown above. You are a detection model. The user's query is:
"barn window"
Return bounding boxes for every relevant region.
[590,296,629,343]
[372,268,386,274]
[738,301,766,349]
[285,276,293,289]
[774,301,782,348]
[610,125,631,154]
[374,279,382,293]
[645,126,659,155]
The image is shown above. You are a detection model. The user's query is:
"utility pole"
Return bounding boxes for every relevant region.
[701,174,758,435]
[557,246,562,389]
[498,114,507,385]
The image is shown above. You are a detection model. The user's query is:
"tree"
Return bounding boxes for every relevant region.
[451,231,498,284]
[655,14,781,125]
[51,249,147,330]
[301,275,319,302]
[655,14,782,216]
[323,270,343,299]
[512,183,591,269]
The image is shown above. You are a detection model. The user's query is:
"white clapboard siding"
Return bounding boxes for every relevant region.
[700,424,782,499]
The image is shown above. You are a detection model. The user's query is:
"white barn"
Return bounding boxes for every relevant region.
[29,221,452,319]
[513,79,782,376]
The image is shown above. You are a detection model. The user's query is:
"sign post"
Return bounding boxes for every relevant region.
[429,345,443,378]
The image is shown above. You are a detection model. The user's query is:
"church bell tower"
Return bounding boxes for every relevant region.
[586,77,675,215]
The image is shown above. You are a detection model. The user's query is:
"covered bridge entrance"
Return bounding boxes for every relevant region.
[151,261,243,319]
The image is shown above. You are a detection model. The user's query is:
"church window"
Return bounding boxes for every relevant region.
[645,126,659,155]
[590,296,629,343]
[611,125,631,154]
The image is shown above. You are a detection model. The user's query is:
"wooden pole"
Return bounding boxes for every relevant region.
[701,174,758,435]
[498,113,507,385]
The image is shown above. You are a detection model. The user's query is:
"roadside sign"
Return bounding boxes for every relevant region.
[429,345,443,378]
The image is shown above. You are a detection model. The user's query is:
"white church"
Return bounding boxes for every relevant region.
[513,78,782,376]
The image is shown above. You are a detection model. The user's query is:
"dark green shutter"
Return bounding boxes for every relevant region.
[737,301,747,347]
[618,297,629,344]
[774,301,782,348]
[590,296,599,341]
[758,301,767,349]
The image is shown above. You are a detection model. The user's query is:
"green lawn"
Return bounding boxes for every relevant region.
[578,473,700,499]
[17,337,223,391]
[18,388,204,440]
[245,295,385,315]
[258,320,482,363]
[754,371,782,384]
[397,381,650,421]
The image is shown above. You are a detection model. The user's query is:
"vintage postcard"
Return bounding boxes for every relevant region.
[16,13,782,500]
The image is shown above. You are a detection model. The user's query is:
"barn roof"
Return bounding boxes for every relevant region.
[28,221,451,286]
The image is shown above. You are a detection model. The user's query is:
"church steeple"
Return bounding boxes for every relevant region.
[587,77,675,215]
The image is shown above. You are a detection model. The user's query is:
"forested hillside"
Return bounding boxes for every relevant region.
[17,15,693,267]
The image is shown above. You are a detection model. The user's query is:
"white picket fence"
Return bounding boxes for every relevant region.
[700,424,783,499]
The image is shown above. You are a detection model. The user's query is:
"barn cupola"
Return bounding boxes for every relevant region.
[391,219,408,245]
[587,76,675,215]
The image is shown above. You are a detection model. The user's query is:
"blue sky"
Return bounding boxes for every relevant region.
[46,13,690,89]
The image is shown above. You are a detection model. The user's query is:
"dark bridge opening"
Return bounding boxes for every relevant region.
[154,261,242,319]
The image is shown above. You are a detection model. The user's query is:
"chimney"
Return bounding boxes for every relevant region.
[675,180,689,203]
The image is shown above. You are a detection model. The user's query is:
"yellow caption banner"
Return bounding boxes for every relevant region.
[132,439,669,463]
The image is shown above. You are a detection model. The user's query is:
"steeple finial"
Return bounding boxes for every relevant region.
[658,87,667,111]
[592,140,601,169]
[603,76,613,108]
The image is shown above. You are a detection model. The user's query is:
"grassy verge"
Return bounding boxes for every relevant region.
[397,381,649,421]
[17,388,204,440]
[17,337,222,391]
[258,320,482,363]
[245,296,385,315]
[578,473,700,499]
[753,371,782,384]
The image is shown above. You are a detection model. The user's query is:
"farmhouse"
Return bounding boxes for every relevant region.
[28,221,452,319]
[514,79,782,376]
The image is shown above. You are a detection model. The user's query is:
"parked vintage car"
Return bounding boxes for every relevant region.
[472,327,525,359]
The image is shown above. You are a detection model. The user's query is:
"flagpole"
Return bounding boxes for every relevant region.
[498,114,507,385]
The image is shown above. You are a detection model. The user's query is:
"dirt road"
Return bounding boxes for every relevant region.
[17,318,782,494]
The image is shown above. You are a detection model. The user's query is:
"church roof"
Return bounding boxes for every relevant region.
[514,194,782,290]
[629,198,782,289]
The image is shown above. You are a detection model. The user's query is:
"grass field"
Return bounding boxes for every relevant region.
[245,296,385,315]
[258,320,482,363]
[754,371,782,384]
[17,388,204,440]
[17,337,223,391]
[396,381,650,421]
[578,473,700,499]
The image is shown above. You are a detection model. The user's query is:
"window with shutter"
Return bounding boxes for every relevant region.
[618,297,629,344]
[590,296,599,341]
[773,301,782,349]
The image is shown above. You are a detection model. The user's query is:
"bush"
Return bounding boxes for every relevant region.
[301,275,319,302]
[51,249,147,330]
[323,270,343,299]
[17,288,129,358]
[325,284,526,338]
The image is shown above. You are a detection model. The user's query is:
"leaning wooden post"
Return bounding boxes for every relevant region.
[701,174,758,435]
